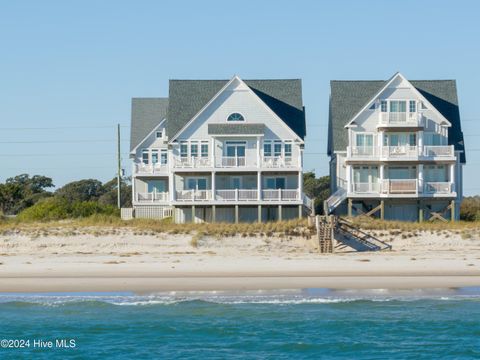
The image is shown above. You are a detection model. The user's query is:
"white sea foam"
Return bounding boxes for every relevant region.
[1,288,480,306]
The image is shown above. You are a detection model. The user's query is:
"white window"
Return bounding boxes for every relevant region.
[356,133,373,147]
[381,100,387,112]
[187,178,207,190]
[155,131,163,138]
[227,113,245,122]
[190,142,198,158]
[180,142,188,158]
[265,177,286,189]
[274,141,282,157]
[160,149,168,165]
[201,143,208,158]
[226,141,246,157]
[409,100,416,113]
[284,142,292,158]
[389,100,406,113]
[151,149,159,164]
[141,149,149,164]
[263,141,272,157]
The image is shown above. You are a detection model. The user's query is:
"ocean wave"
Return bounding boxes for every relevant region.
[1,291,480,307]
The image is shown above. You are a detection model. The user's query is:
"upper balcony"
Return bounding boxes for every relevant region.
[134,163,169,175]
[377,111,425,129]
[349,179,456,198]
[172,155,300,170]
[347,145,455,162]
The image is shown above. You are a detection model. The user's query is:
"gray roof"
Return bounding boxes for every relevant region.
[208,123,265,135]
[166,79,306,140]
[328,79,466,163]
[130,98,168,151]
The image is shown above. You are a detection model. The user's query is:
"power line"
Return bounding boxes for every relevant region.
[0,140,129,144]
[0,125,129,130]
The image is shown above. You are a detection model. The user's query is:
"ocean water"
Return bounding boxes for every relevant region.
[1,288,480,359]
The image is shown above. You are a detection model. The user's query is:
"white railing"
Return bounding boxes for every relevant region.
[175,190,212,201]
[325,187,347,214]
[221,156,246,167]
[137,192,169,202]
[135,163,168,174]
[174,157,211,168]
[215,189,258,201]
[423,145,454,157]
[262,189,299,201]
[379,112,423,126]
[352,182,380,193]
[381,179,418,194]
[381,145,418,158]
[424,182,453,194]
[348,146,377,158]
[262,156,295,168]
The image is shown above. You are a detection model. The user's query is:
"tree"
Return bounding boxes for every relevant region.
[303,172,330,215]
[98,177,132,207]
[0,174,54,214]
[55,179,105,203]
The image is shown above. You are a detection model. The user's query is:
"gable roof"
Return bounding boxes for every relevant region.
[328,79,465,163]
[166,79,306,140]
[130,98,168,151]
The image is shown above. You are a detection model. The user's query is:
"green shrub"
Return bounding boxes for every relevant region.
[460,197,480,221]
[17,197,118,221]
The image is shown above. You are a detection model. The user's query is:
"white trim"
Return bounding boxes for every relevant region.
[344,72,452,128]
[169,75,304,144]
[130,118,167,154]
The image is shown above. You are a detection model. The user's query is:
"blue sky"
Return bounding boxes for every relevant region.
[1,0,480,195]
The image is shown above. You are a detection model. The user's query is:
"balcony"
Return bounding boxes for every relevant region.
[378,112,424,128]
[347,145,455,161]
[174,188,302,202]
[174,157,212,168]
[348,180,455,197]
[136,191,169,203]
[134,163,168,175]
[176,190,213,201]
[221,156,246,167]
[262,156,296,168]
[381,179,418,194]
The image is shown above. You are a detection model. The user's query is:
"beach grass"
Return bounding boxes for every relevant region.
[0,215,312,238]
[349,217,480,232]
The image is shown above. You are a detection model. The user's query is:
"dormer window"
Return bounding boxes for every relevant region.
[227,113,245,122]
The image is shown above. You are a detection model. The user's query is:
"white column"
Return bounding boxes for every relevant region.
[257,171,262,200]
[418,130,424,156]
[298,145,303,168]
[169,172,175,201]
[256,137,261,168]
[211,138,216,168]
[346,164,352,193]
[211,171,216,201]
[450,163,455,184]
[418,164,424,193]
[378,131,383,157]
[298,171,303,199]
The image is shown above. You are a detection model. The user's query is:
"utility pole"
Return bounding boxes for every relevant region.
[117,123,121,209]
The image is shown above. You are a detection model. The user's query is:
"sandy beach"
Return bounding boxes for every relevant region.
[1,226,480,292]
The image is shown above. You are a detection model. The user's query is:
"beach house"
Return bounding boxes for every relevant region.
[129,76,313,223]
[325,72,465,221]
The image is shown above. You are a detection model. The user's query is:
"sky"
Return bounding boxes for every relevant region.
[1,0,480,195]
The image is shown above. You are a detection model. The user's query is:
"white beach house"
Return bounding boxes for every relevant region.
[325,72,466,221]
[129,76,313,223]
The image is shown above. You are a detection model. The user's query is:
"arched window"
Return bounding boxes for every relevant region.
[227,112,245,122]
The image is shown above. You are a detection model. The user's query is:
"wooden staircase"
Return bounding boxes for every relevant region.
[313,215,392,253]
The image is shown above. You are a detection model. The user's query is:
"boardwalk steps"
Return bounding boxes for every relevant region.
[313,215,392,253]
